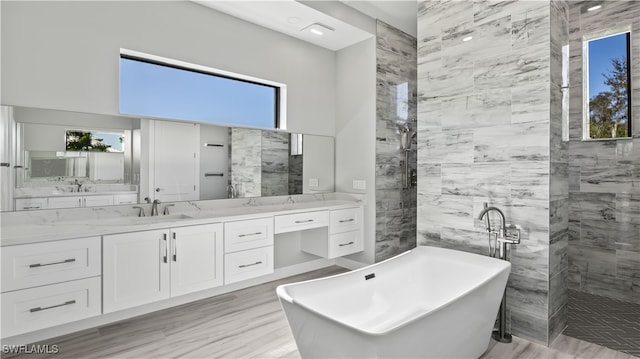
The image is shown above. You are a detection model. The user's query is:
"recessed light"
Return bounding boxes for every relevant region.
[463,36,473,42]
[301,23,335,37]
[587,4,602,11]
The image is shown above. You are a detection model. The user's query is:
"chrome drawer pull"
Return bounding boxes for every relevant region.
[239,261,263,268]
[339,219,355,223]
[23,206,41,210]
[238,232,262,238]
[163,233,168,263]
[29,258,76,268]
[338,241,355,247]
[30,300,76,313]
[295,219,314,224]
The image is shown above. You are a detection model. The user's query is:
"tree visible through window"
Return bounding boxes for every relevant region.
[586,31,631,139]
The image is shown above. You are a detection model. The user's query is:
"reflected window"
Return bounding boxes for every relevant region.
[584,30,631,139]
[66,130,124,152]
[119,52,282,129]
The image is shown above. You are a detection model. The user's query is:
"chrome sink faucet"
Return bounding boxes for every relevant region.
[151,199,161,216]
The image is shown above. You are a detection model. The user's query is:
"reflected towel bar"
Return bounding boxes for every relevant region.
[204,172,224,177]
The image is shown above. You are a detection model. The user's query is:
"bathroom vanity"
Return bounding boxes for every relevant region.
[0,193,364,344]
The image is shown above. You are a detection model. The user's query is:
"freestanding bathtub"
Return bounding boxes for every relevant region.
[277,246,511,358]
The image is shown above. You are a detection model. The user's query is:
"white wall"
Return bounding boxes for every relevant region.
[1,1,335,136]
[302,135,335,193]
[334,38,376,264]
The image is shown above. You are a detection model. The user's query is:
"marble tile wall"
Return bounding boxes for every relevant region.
[567,1,640,304]
[261,131,289,197]
[375,20,418,262]
[417,0,569,345]
[230,128,261,197]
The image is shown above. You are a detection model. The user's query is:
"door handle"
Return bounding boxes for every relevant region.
[172,232,177,261]
[163,233,168,263]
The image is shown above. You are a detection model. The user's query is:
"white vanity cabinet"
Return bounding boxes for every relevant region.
[1,237,102,337]
[300,207,364,259]
[102,223,223,313]
[49,195,114,209]
[223,217,274,284]
[113,193,137,205]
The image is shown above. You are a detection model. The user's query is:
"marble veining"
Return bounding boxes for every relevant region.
[417,0,569,345]
[567,0,640,305]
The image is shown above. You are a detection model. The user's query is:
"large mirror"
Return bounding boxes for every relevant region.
[0,106,335,211]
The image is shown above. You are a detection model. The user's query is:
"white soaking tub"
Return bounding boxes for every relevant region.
[276,246,511,359]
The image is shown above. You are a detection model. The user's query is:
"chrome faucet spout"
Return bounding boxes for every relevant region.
[478,204,507,238]
[151,199,161,216]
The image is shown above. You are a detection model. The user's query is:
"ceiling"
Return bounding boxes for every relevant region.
[193,1,417,51]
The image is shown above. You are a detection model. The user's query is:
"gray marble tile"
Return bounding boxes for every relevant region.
[616,250,640,279]
[580,164,640,194]
[511,307,549,344]
[418,128,474,164]
[511,161,550,200]
[439,226,488,256]
[616,194,640,224]
[580,219,619,250]
[569,244,617,278]
[507,273,549,318]
[615,221,640,252]
[550,236,569,278]
[510,232,551,282]
[419,193,474,230]
[549,270,568,319]
[569,165,581,192]
[416,163,441,195]
[420,63,474,98]
[551,162,569,200]
[441,90,511,129]
[441,163,511,197]
[474,122,550,163]
[548,303,567,346]
[512,42,551,85]
[550,198,569,243]
[570,192,616,221]
[474,54,516,90]
[583,272,634,302]
[417,97,441,129]
[617,139,640,164]
[511,83,550,124]
[511,1,552,50]
[569,139,617,166]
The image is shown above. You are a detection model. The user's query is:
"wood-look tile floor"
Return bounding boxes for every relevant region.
[3,266,636,359]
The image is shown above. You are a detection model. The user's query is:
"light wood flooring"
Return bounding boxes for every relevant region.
[3,266,637,359]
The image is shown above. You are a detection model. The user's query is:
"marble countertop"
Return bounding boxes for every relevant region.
[0,195,363,247]
[14,185,138,199]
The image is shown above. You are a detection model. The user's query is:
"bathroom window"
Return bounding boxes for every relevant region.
[119,50,286,129]
[583,30,631,139]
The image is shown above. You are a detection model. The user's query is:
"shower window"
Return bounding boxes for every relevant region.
[583,29,631,139]
[119,49,286,130]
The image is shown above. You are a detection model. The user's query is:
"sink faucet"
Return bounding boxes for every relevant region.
[163,203,175,215]
[226,184,236,198]
[478,203,507,239]
[151,199,161,216]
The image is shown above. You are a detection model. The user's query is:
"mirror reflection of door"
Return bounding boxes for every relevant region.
[152,121,199,202]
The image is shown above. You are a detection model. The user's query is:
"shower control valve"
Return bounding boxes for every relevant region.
[503,224,521,244]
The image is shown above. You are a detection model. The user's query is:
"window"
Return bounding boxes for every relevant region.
[583,30,631,139]
[119,50,286,129]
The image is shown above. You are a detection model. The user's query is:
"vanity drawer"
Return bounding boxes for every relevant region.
[328,230,364,259]
[274,210,329,234]
[224,246,273,284]
[1,237,101,293]
[330,207,363,235]
[15,197,48,211]
[1,277,101,338]
[224,217,274,253]
[113,193,138,205]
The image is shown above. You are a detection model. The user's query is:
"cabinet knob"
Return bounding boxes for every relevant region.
[155,188,161,192]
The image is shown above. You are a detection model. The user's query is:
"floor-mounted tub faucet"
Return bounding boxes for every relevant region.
[477,202,521,344]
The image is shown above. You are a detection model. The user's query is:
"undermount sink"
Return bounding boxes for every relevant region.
[136,213,193,221]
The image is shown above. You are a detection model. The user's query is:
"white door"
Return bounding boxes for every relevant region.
[48,196,82,209]
[103,229,170,313]
[153,121,198,202]
[83,195,114,207]
[170,223,223,297]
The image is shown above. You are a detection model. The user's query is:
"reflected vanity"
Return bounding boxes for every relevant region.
[0,105,335,211]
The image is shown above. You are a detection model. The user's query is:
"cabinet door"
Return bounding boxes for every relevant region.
[48,196,82,209]
[83,195,114,208]
[103,229,170,313]
[170,224,223,297]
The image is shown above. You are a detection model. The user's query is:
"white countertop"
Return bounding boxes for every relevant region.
[0,195,363,247]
